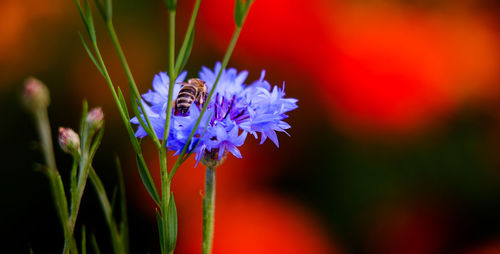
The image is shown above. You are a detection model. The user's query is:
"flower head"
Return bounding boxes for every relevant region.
[87,107,104,130]
[22,77,50,112]
[58,127,81,155]
[132,63,298,165]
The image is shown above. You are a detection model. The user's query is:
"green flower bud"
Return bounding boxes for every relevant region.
[58,127,81,155]
[86,107,104,130]
[22,77,50,112]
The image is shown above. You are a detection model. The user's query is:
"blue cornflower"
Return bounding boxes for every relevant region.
[131,62,298,164]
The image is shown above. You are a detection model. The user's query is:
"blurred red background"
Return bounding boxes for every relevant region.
[2,0,500,253]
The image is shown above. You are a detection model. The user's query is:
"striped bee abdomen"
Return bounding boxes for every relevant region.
[174,78,207,116]
[175,86,197,114]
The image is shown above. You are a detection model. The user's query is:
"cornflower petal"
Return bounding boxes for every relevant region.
[131,63,297,164]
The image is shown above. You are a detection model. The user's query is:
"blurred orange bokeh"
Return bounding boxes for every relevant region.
[199,0,500,134]
[3,0,500,253]
[128,144,340,254]
[0,0,71,86]
[178,192,340,254]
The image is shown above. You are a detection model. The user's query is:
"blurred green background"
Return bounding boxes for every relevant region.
[1,0,500,253]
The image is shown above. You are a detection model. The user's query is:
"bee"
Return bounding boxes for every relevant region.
[174,78,208,115]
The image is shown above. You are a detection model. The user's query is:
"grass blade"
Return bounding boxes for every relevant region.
[155,209,166,254]
[79,33,104,76]
[166,193,178,253]
[81,226,87,254]
[90,233,101,254]
[136,154,160,205]
[115,155,129,253]
[175,28,195,73]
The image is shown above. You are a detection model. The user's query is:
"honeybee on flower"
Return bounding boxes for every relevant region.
[131,62,298,164]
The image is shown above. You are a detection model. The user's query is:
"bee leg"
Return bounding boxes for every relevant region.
[198,93,207,109]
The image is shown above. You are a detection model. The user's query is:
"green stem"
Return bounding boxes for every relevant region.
[158,10,176,254]
[68,126,90,232]
[105,21,161,149]
[90,37,160,206]
[202,166,216,254]
[159,147,170,254]
[35,110,57,173]
[174,0,201,74]
[91,41,142,154]
[168,26,242,180]
[89,167,125,254]
[65,123,96,254]
[34,110,75,254]
[162,11,177,144]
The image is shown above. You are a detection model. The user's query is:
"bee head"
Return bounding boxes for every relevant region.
[188,78,206,88]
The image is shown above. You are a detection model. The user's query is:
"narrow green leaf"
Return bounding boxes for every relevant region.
[75,0,89,31]
[90,233,101,254]
[117,86,145,153]
[175,28,195,73]
[234,0,252,27]
[79,100,89,139]
[105,0,112,21]
[115,155,129,252]
[166,193,178,253]
[129,92,156,141]
[88,124,104,160]
[136,155,161,205]
[117,87,145,156]
[81,226,87,254]
[117,87,130,117]
[70,159,78,210]
[234,0,244,27]
[92,0,107,21]
[79,33,104,76]
[110,185,118,212]
[29,248,33,254]
[89,167,112,223]
[155,209,166,254]
[83,0,96,42]
[54,174,69,216]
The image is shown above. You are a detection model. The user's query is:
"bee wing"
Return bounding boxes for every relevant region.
[176,81,188,87]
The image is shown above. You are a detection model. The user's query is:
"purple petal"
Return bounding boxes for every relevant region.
[227,144,242,158]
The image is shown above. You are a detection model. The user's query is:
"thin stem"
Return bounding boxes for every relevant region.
[174,0,201,74]
[36,110,57,173]
[202,166,216,254]
[158,10,176,254]
[90,19,161,206]
[91,41,141,153]
[162,11,177,144]
[89,167,125,254]
[105,22,161,149]
[68,127,89,232]
[159,147,170,254]
[168,27,242,180]
[65,125,95,254]
[34,110,76,254]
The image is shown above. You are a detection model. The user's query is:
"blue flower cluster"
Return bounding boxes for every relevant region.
[131,63,298,164]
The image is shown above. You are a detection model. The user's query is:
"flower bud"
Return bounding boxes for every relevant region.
[22,77,50,112]
[201,149,226,168]
[58,127,81,155]
[86,107,104,130]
